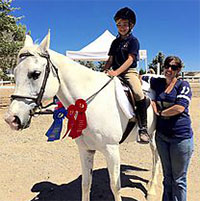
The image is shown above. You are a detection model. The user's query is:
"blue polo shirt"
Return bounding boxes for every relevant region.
[143,76,193,139]
[108,33,140,71]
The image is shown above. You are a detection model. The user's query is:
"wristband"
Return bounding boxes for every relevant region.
[159,111,162,116]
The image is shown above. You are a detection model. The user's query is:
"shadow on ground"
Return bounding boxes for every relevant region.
[30,164,149,201]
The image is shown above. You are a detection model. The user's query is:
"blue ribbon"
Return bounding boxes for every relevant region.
[46,107,68,142]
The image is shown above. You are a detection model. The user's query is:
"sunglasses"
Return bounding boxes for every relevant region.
[164,64,180,71]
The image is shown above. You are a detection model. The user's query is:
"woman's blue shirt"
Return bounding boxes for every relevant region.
[143,76,193,139]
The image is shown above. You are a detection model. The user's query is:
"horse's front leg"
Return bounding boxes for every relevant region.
[103,144,122,201]
[78,147,95,201]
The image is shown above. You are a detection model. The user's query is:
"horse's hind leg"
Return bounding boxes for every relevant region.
[78,148,95,201]
[147,138,160,197]
[103,144,122,201]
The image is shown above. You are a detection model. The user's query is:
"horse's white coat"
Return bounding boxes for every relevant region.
[5,32,159,201]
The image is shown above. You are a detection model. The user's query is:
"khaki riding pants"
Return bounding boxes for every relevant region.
[122,68,144,102]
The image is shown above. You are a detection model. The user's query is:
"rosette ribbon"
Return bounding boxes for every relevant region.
[62,99,87,139]
[46,102,68,141]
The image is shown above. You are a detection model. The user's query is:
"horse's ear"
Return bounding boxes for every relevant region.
[24,35,33,47]
[39,30,50,51]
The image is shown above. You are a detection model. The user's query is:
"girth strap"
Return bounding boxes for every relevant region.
[119,121,136,144]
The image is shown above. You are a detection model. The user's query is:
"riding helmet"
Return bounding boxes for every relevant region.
[114,7,136,25]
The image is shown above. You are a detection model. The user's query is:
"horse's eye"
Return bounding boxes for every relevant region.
[19,52,34,60]
[28,71,41,80]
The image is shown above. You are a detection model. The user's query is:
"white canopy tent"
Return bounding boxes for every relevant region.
[66,30,148,71]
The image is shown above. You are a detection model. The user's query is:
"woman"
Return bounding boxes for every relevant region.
[143,56,194,201]
[103,7,149,143]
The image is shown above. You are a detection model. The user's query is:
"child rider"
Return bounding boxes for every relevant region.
[103,7,149,144]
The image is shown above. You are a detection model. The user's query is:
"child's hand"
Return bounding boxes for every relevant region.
[108,70,118,76]
[103,69,109,73]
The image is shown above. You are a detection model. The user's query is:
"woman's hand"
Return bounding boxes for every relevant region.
[151,101,160,116]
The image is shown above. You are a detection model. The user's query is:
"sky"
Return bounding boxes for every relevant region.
[11,0,200,71]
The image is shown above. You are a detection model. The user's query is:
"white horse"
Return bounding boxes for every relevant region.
[5,32,159,201]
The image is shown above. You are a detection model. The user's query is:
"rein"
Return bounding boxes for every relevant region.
[11,51,60,116]
[85,76,114,104]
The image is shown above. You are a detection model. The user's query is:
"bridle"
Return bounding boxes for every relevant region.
[11,51,60,116]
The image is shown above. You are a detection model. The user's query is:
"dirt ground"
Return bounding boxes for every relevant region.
[0,88,199,201]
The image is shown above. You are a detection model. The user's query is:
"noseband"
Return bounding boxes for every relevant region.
[11,51,60,115]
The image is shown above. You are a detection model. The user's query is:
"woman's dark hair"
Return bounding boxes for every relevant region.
[114,7,136,25]
[164,56,183,69]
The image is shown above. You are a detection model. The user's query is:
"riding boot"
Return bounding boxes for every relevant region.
[135,98,150,144]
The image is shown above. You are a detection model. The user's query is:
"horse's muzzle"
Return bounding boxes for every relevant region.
[5,112,31,130]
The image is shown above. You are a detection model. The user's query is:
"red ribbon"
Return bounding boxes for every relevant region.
[62,104,76,139]
[62,99,87,139]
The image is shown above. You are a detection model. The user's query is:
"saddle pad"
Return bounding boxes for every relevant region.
[114,77,135,119]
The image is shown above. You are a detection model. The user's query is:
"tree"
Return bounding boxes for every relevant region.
[78,60,105,72]
[0,0,26,80]
[139,68,146,75]
[148,51,165,74]
[96,61,106,72]
[78,60,95,69]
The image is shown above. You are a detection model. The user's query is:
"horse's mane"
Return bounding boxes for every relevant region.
[19,43,100,73]
[47,49,108,81]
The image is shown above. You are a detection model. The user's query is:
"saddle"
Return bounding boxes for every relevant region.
[118,77,151,114]
[118,77,136,112]
[116,77,151,144]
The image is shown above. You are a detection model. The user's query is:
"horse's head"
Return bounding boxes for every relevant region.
[5,31,60,130]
